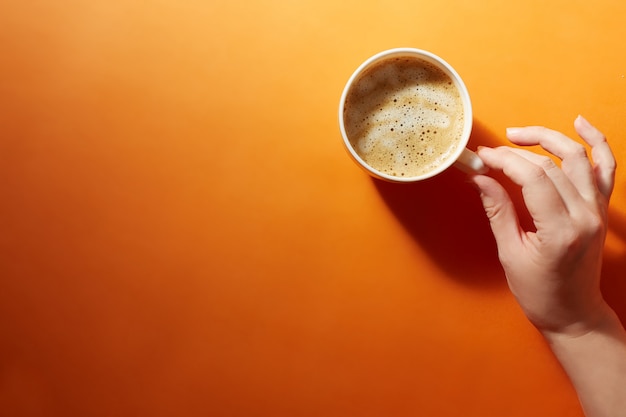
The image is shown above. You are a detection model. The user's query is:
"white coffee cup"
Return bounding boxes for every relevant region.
[339,48,486,182]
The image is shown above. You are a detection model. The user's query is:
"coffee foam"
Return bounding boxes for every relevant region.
[343,56,464,178]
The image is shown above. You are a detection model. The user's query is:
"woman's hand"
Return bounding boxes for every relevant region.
[469,115,615,336]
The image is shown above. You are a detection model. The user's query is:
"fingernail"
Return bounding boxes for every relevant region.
[506,127,522,137]
[576,114,591,127]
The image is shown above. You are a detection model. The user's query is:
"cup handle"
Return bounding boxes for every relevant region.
[454,148,488,174]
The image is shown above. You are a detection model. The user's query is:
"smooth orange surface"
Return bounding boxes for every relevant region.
[1,1,625,416]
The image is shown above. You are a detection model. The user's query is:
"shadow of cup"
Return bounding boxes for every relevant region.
[373,120,506,288]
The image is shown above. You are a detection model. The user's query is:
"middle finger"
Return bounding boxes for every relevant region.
[505,147,586,215]
[506,126,597,201]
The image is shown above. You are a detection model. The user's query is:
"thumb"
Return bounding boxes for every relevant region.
[469,174,523,257]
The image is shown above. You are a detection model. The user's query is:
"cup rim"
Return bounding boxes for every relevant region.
[338,48,473,183]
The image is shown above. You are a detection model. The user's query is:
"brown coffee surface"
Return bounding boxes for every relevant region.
[343,56,464,178]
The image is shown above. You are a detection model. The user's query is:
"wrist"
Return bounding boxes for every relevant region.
[539,303,626,417]
[539,302,620,342]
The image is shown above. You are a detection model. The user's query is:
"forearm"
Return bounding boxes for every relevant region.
[542,305,626,417]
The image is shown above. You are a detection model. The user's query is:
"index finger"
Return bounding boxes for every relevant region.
[477,146,570,234]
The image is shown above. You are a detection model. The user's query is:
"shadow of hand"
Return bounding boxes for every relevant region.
[602,209,626,323]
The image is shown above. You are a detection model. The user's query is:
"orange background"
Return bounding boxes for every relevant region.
[1,1,625,416]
